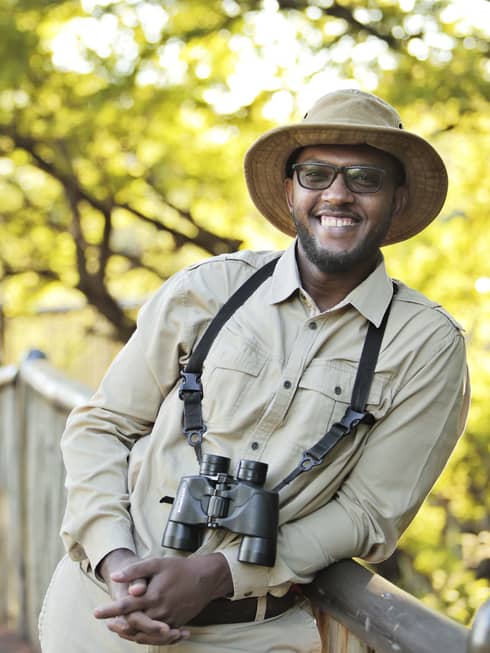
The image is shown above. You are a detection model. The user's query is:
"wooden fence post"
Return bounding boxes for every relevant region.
[0,303,4,364]
[0,364,19,628]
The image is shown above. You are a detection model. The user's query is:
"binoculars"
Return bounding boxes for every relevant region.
[161,454,279,567]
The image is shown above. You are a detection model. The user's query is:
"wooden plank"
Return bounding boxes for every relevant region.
[314,608,372,653]
[18,358,92,412]
[0,379,15,625]
[0,365,17,388]
[1,356,90,642]
[0,370,22,630]
[14,356,90,643]
[22,384,71,646]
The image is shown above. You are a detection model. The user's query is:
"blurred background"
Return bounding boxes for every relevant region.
[0,0,488,626]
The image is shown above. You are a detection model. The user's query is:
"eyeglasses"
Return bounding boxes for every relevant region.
[292,162,386,194]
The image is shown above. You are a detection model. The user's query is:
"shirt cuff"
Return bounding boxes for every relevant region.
[64,519,137,576]
[219,547,271,600]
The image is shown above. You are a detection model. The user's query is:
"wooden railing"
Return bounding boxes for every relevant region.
[1,352,489,653]
[0,351,91,648]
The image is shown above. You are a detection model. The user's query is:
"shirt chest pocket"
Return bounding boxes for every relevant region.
[294,360,390,447]
[201,342,268,432]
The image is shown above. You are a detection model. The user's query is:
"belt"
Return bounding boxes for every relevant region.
[187,588,299,626]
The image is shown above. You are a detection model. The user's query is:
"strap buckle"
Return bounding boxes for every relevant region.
[337,407,374,435]
[179,371,203,399]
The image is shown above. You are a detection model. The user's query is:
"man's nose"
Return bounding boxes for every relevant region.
[320,173,354,203]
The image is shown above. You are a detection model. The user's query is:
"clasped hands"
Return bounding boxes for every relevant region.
[94,548,233,646]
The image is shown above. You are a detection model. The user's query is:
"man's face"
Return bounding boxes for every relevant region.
[284,144,407,276]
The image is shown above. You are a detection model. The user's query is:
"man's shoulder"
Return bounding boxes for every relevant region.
[154,249,279,309]
[144,250,280,309]
[182,249,281,297]
[185,249,280,275]
[393,280,463,334]
[138,250,282,335]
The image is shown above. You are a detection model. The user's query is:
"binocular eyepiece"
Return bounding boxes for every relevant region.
[161,454,278,567]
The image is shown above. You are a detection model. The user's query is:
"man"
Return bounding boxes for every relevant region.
[39,89,469,653]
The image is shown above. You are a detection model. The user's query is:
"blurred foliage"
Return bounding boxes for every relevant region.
[0,0,488,626]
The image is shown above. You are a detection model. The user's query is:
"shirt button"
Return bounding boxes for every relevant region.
[334,386,342,395]
[251,442,259,450]
[244,591,253,597]
[283,380,292,389]
[309,321,318,330]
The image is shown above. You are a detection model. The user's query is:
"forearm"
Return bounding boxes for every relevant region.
[60,402,147,567]
[97,548,138,584]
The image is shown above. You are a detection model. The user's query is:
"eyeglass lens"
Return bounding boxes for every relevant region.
[293,163,385,193]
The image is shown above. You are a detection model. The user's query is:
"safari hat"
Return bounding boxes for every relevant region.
[244,89,448,245]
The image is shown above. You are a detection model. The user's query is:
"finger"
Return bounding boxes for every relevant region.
[126,611,173,634]
[106,616,138,637]
[108,614,185,646]
[111,558,162,582]
[117,627,190,645]
[131,628,187,646]
[128,578,147,596]
[108,582,131,602]
[94,596,146,619]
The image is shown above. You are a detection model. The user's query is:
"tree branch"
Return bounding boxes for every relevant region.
[277,0,400,50]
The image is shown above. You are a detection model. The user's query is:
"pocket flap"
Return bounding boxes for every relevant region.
[299,360,384,406]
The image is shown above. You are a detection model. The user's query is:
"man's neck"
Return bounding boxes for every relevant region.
[296,251,381,313]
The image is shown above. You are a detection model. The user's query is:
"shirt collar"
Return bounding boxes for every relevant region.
[269,241,302,304]
[335,258,394,327]
[268,240,394,327]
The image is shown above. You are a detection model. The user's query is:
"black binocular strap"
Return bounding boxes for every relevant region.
[179,256,280,461]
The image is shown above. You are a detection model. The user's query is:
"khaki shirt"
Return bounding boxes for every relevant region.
[60,242,469,600]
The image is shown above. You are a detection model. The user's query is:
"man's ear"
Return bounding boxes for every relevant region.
[392,183,408,218]
[284,177,294,212]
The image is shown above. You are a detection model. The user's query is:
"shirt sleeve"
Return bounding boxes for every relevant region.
[220,321,469,600]
[60,272,192,571]
[58,253,270,575]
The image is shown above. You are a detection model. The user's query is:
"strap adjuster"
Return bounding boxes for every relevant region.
[299,453,323,472]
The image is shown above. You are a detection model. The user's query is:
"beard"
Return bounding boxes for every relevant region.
[292,209,392,275]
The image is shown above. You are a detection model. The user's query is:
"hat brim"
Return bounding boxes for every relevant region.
[244,124,448,245]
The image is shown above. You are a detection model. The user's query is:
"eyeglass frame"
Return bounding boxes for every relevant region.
[291,162,387,194]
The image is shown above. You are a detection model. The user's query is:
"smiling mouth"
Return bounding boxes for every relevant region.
[318,215,359,228]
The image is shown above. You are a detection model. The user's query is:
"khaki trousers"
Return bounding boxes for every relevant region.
[39,556,322,653]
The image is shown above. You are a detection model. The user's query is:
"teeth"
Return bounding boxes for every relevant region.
[320,216,355,227]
